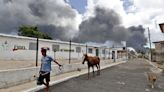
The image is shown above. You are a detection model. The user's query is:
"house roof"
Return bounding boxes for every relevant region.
[153,40,164,43]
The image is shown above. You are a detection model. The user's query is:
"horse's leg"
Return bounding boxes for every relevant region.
[92,66,95,77]
[88,66,90,79]
[98,63,100,75]
[96,64,99,75]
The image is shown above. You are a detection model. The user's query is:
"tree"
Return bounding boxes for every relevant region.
[18,25,52,39]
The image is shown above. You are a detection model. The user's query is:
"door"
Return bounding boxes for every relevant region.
[96,48,99,56]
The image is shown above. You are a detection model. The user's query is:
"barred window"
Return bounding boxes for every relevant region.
[29,42,36,50]
[88,48,93,53]
[102,49,105,54]
[52,45,60,52]
[76,47,81,53]
[161,43,164,50]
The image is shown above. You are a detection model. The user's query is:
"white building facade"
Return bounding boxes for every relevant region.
[0,34,126,61]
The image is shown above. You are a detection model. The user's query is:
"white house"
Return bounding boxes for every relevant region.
[0,33,126,61]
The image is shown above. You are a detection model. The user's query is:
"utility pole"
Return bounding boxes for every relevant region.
[148,27,152,62]
[36,37,39,66]
[86,44,88,54]
[112,44,116,62]
[69,40,71,64]
[125,41,128,61]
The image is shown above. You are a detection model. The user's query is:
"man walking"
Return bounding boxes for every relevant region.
[38,48,62,92]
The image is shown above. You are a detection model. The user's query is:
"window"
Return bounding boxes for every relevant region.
[161,43,164,50]
[102,49,105,54]
[52,45,60,52]
[29,42,36,50]
[88,48,93,53]
[76,47,81,53]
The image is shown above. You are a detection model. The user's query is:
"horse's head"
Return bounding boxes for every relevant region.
[82,54,88,64]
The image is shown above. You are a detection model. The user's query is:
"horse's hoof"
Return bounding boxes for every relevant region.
[87,77,90,80]
[93,74,95,77]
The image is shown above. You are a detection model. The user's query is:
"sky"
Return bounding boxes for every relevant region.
[0,0,164,50]
[67,0,164,45]
[65,0,87,14]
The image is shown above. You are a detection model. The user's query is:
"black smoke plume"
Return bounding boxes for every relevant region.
[72,7,147,52]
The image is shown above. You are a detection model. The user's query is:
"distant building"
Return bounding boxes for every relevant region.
[153,41,164,63]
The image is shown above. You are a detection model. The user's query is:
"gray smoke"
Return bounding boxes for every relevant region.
[0,0,147,52]
[0,0,77,39]
[127,25,147,52]
[72,7,129,43]
[72,7,147,52]
[73,7,129,43]
[37,24,72,41]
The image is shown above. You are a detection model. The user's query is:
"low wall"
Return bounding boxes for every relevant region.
[0,59,120,89]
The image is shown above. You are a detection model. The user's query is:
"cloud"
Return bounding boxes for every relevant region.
[85,0,164,45]
[0,0,81,40]
[64,0,70,3]
[0,0,163,51]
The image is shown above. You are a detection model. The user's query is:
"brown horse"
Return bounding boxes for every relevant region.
[82,54,100,79]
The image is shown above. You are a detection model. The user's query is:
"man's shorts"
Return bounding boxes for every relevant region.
[37,71,50,85]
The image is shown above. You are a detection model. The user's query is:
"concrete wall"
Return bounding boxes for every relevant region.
[0,67,39,88]
[0,35,85,61]
[0,34,116,61]
[152,50,164,63]
[0,60,120,89]
[153,42,164,63]
[155,43,161,50]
